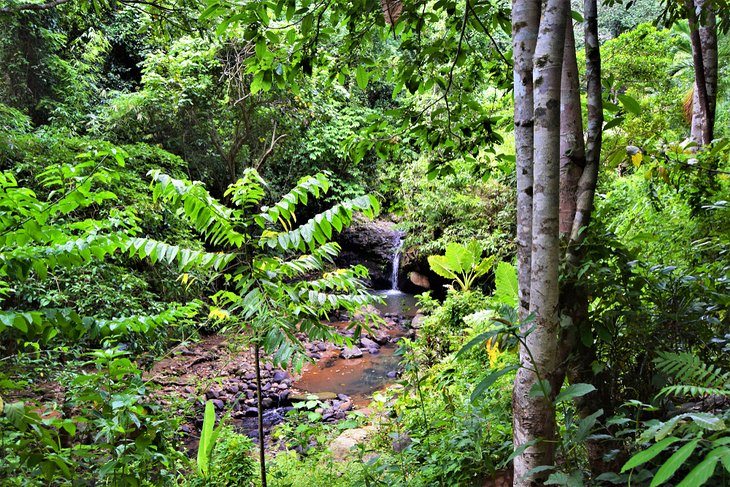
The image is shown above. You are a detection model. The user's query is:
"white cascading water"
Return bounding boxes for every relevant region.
[391,233,404,291]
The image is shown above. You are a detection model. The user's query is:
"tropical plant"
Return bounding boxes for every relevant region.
[619,352,730,486]
[130,168,380,485]
[427,240,495,292]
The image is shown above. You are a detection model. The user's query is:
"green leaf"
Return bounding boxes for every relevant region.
[444,243,465,273]
[556,383,596,403]
[470,365,519,402]
[494,262,518,307]
[621,437,681,473]
[355,65,369,90]
[618,94,642,115]
[676,449,721,487]
[428,255,457,279]
[603,117,625,131]
[197,400,216,477]
[650,439,700,487]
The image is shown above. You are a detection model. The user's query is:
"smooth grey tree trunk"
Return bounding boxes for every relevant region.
[559,16,585,239]
[513,0,540,320]
[512,0,569,483]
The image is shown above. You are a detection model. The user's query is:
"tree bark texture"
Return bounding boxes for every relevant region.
[559,17,585,239]
[568,0,602,253]
[512,0,540,321]
[512,0,569,483]
[686,0,718,145]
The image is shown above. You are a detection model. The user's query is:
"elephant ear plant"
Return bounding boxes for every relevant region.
[427,240,495,292]
[129,169,381,486]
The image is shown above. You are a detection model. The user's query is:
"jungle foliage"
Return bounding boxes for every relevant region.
[0,0,728,485]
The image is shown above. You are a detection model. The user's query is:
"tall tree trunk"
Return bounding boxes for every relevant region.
[569,0,601,253]
[513,0,540,320]
[512,0,569,483]
[559,16,585,239]
[686,0,718,145]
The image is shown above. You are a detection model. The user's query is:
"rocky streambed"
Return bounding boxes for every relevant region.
[148,304,421,449]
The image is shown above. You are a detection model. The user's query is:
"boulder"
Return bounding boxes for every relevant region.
[340,346,364,359]
[360,337,379,350]
[408,271,431,290]
[411,313,426,329]
[335,218,401,289]
[329,426,374,462]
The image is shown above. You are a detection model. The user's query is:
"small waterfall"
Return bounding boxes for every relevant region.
[391,233,404,291]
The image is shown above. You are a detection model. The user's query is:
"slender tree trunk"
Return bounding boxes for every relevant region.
[569,0,602,252]
[254,342,268,487]
[512,0,540,320]
[512,0,569,483]
[686,0,718,145]
[559,16,585,239]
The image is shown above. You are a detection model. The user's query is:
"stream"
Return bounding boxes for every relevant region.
[231,233,418,440]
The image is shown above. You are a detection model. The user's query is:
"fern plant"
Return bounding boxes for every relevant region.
[131,168,380,486]
[619,352,730,486]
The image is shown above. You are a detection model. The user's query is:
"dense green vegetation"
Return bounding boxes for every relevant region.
[0,0,728,485]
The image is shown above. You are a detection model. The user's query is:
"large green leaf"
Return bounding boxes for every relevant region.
[676,448,724,487]
[622,437,681,472]
[650,439,700,487]
[444,242,465,273]
[555,383,596,403]
[428,255,458,279]
[494,261,518,307]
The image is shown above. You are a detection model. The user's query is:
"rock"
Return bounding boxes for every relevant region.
[337,394,350,402]
[272,370,289,382]
[411,313,426,329]
[338,401,352,411]
[386,370,398,379]
[310,353,321,359]
[341,346,363,359]
[244,407,258,417]
[391,432,411,452]
[212,399,225,410]
[353,304,381,323]
[261,382,271,391]
[277,382,289,390]
[367,348,380,355]
[244,372,256,380]
[408,271,431,290]
[226,384,239,394]
[360,337,379,350]
[262,398,274,409]
[334,218,401,289]
[329,426,374,462]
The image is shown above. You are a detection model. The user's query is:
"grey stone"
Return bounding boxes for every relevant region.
[360,337,379,350]
[341,346,363,359]
[272,370,289,382]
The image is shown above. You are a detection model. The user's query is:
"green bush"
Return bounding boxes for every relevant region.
[418,289,491,362]
[401,157,515,262]
[207,429,257,487]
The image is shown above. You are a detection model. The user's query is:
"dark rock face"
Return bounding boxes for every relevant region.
[335,217,401,289]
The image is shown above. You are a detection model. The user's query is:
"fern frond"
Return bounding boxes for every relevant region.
[655,351,730,399]
[657,385,730,398]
